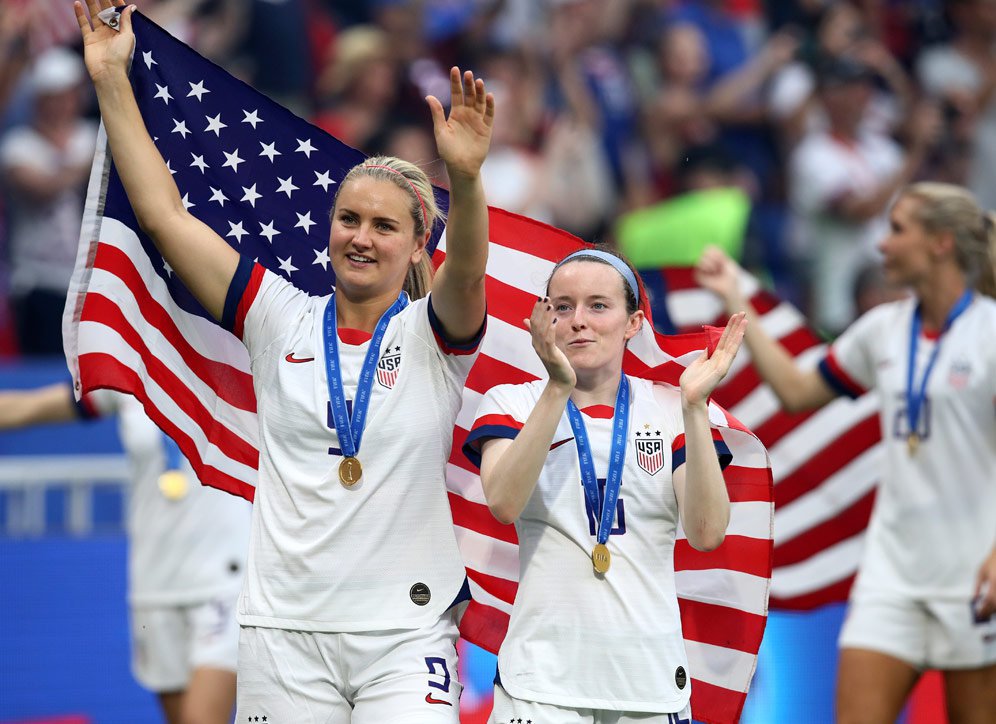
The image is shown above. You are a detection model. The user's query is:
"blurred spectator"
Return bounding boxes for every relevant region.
[851,260,910,318]
[0,3,30,117]
[241,0,311,113]
[664,0,751,84]
[768,1,913,149]
[313,25,402,150]
[138,0,248,66]
[787,56,938,334]
[0,47,96,356]
[915,0,996,210]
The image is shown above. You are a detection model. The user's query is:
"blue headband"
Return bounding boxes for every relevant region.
[554,249,640,302]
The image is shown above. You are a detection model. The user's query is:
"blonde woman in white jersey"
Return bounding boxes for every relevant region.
[75,2,494,720]
[696,182,996,724]
[0,384,249,724]
[464,249,746,723]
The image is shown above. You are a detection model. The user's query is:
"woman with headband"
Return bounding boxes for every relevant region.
[76,2,494,720]
[463,248,747,723]
[696,182,996,724]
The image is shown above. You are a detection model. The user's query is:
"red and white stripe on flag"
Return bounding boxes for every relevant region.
[653,268,882,610]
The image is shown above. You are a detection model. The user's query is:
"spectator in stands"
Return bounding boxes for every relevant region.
[313,25,401,151]
[787,55,938,334]
[0,47,96,356]
[915,0,996,209]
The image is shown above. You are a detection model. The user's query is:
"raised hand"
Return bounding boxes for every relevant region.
[426,67,495,183]
[525,297,576,391]
[679,312,747,408]
[694,246,745,312]
[74,0,136,84]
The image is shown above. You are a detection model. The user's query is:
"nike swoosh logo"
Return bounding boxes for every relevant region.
[285,353,315,363]
[550,437,574,450]
[425,694,452,706]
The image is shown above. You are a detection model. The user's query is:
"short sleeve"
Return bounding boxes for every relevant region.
[426,294,486,356]
[462,384,529,470]
[817,305,886,398]
[221,257,311,360]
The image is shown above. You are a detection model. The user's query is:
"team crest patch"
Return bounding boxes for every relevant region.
[377,345,402,388]
[634,430,664,475]
[948,358,972,390]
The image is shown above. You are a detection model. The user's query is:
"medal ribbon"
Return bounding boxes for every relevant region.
[906,289,973,439]
[323,291,408,459]
[566,373,630,546]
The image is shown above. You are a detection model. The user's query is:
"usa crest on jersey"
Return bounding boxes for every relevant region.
[376,346,402,389]
[634,430,665,475]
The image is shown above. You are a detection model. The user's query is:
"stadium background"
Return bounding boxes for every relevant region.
[2,0,992,721]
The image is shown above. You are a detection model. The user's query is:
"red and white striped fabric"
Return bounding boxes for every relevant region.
[651,268,881,609]
[64,15,771,724]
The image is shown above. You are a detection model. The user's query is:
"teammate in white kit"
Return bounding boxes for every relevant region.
[464,249,746,724]
[695,182,996,724]
[0,383,249,724]
[75,2,494,720]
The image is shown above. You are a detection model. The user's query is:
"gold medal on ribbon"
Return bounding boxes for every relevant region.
[339,456,362,487]
[158,470,188,501]
[907,433,919,456]
[591,543,611,574]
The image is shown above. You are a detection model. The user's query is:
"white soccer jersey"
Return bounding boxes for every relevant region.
[81,391,250,607]
[819,295,996,600]
[464,376,731,713]
[226,260,481,632]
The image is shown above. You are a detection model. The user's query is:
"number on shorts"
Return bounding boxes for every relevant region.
[424,656,451,692]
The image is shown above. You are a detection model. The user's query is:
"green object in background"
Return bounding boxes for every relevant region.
[616,188,750,268]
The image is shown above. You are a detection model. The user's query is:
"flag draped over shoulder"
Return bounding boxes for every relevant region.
[65,14,772,724]
[642,269,882,609]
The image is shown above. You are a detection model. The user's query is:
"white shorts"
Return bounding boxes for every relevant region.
[131,594,240,692]
[236,609,462,723]
[489,684,693,724]
[839,590,996,669]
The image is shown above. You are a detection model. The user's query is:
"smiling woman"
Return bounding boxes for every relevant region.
[462,247,746,723]
[74,0,495,721]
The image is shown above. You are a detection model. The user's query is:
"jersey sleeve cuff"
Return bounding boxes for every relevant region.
[671,430,733,472]
[462,414,522,469]
[818,350,867,399]
[221,256,265,339]
[427,295,486,356]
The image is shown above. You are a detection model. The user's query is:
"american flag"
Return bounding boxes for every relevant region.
[65,13,772,724]
[642,268,881,609]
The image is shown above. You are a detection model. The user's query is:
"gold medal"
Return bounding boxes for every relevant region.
[338,456,362,487]
[158,470,188,501]
[591,543,611,574]
[907,433,919,456]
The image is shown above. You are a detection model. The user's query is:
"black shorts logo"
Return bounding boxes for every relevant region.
[410,582,431,606]
[675,666,687,689]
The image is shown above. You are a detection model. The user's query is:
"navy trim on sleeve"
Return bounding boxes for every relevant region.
[817,357,859,399]
[462,424,520,469]
[671,439,733,472]
[427,295,486,353]
[221,255,255,334]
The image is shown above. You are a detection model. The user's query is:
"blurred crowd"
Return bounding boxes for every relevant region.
[1,0,994,353]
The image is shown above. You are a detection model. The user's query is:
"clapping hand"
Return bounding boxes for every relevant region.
[679,313,747,408]
[525,298,576,391]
